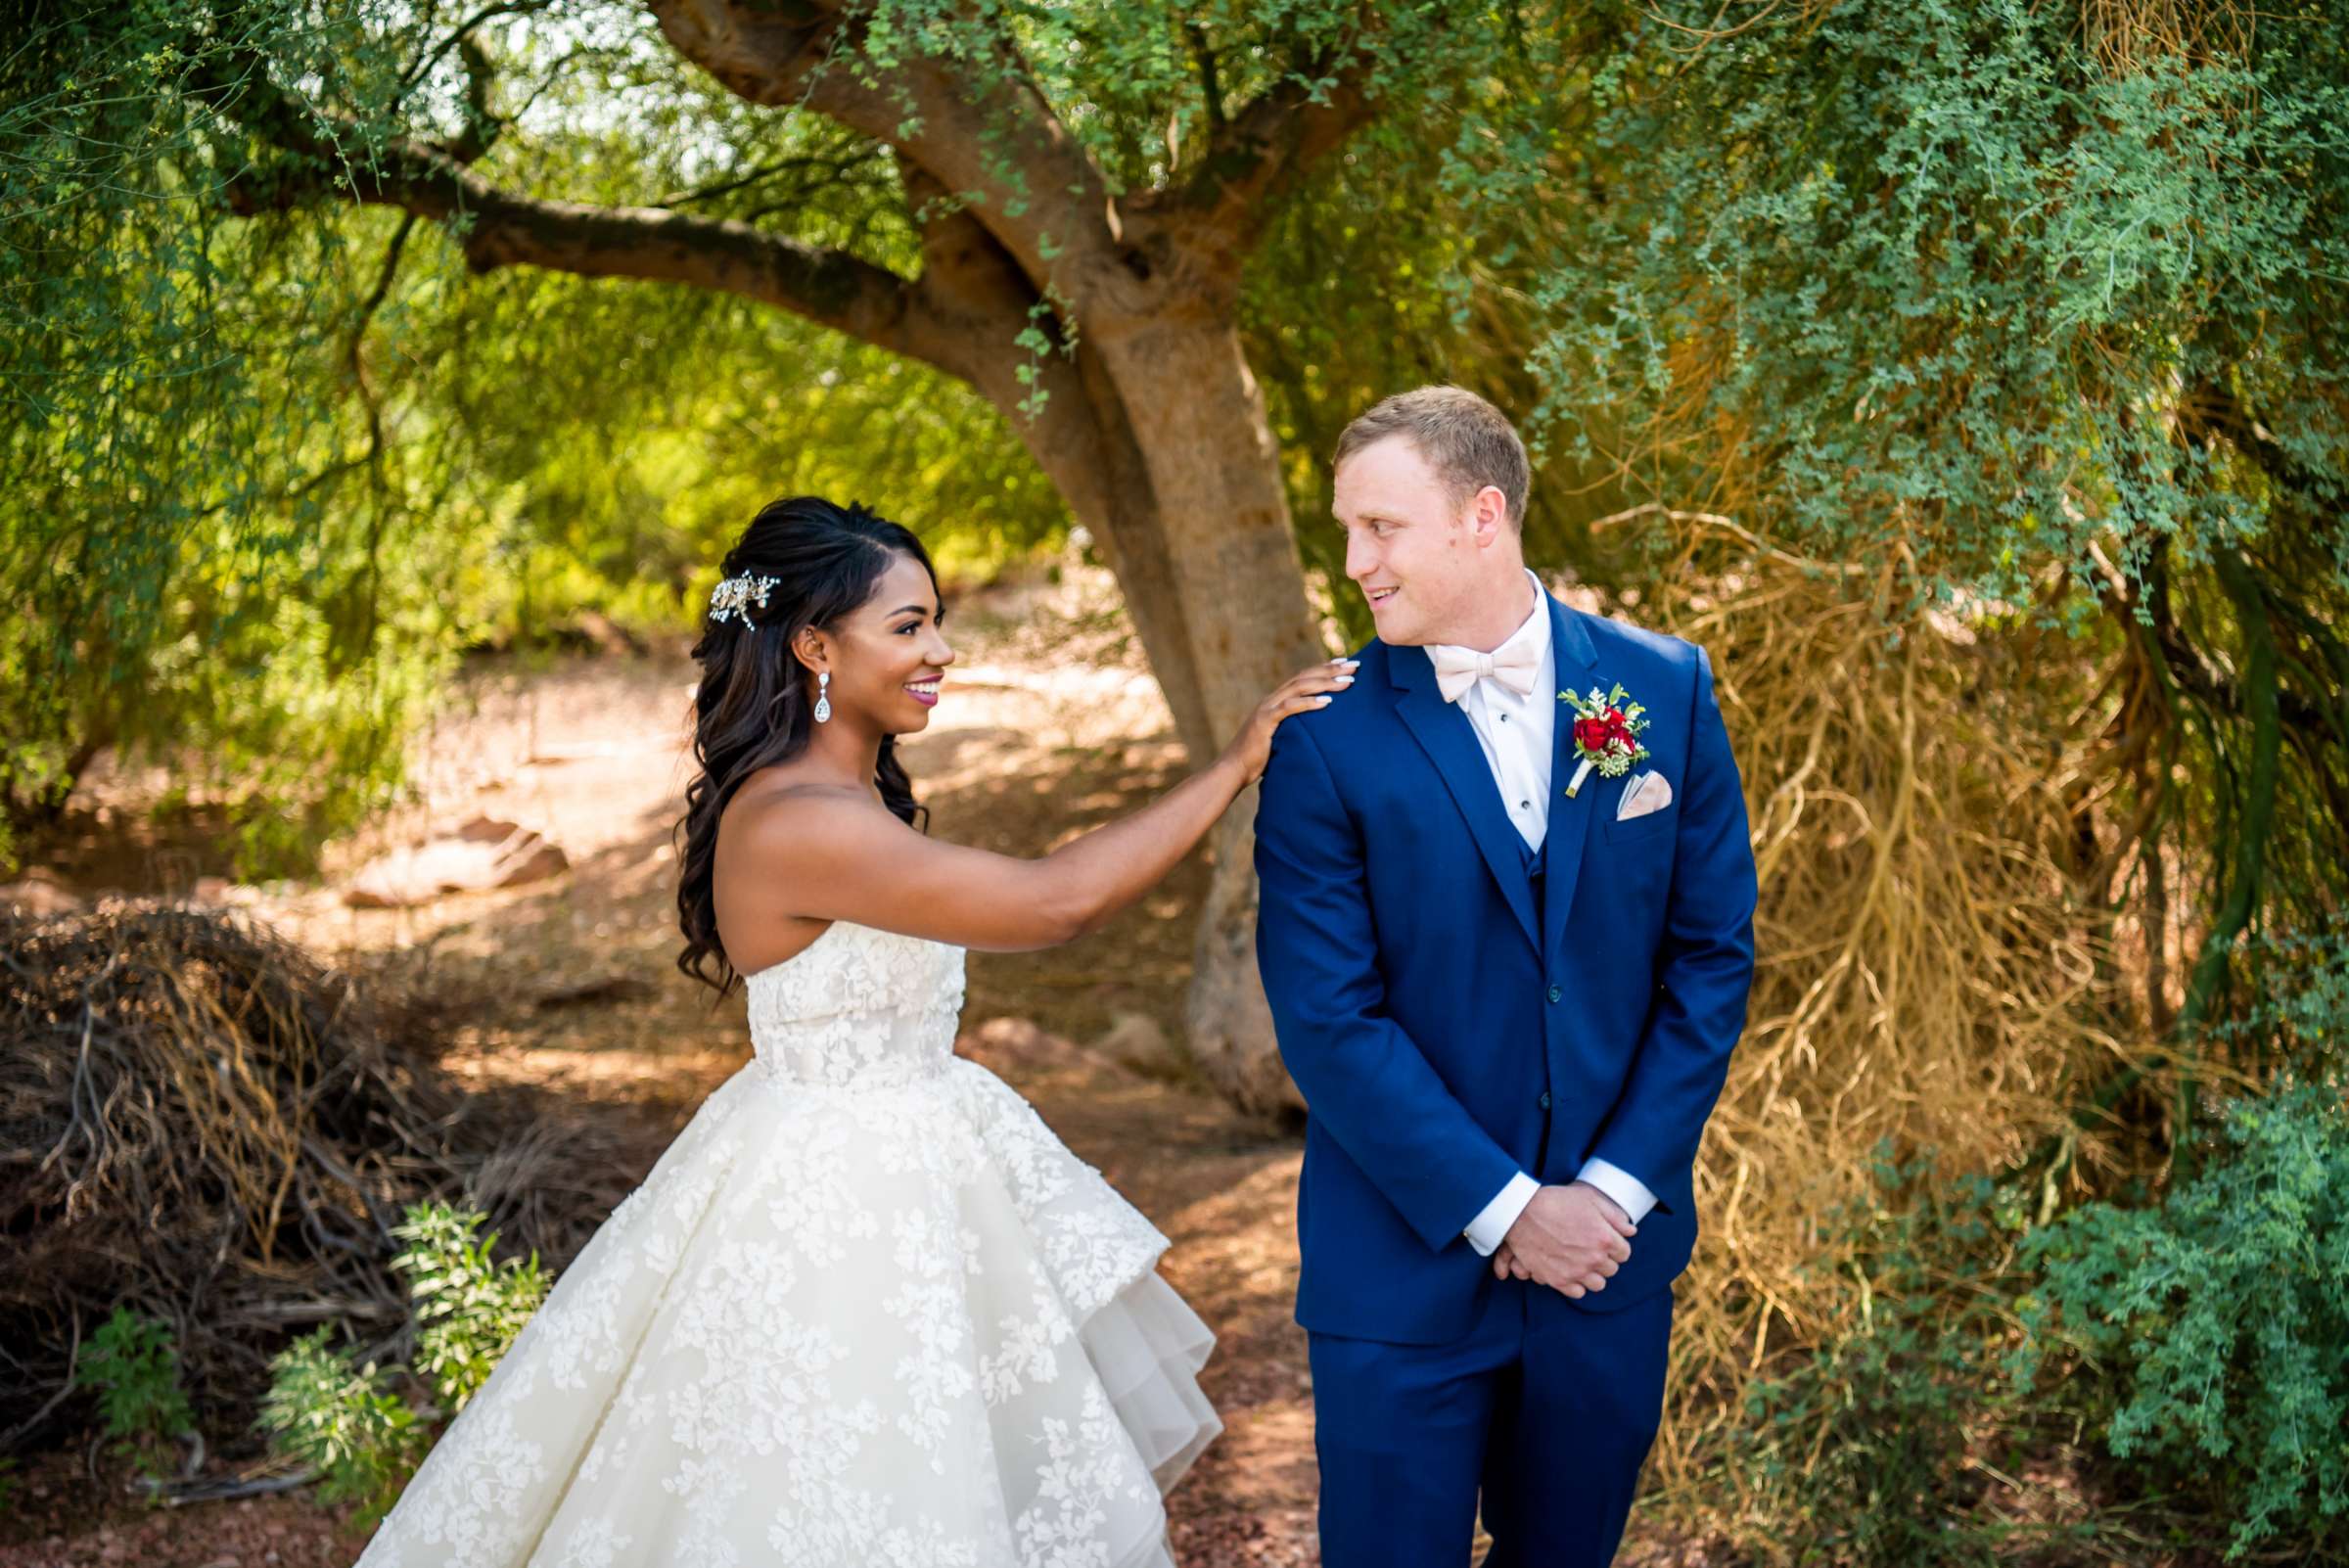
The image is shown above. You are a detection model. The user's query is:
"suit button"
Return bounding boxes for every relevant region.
[1539,1090,1552,1110]
[1546,985,1561,1003]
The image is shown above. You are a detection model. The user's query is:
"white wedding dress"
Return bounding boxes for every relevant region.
[356,919,1221,1567]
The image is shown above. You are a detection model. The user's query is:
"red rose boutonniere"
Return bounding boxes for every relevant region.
[1558,682,1650,798]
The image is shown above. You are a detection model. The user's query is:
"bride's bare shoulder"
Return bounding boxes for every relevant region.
[721,768,902,860]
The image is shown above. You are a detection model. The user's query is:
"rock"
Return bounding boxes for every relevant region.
[1097,1010,1180,1079]
[532,973,657,1009]
[342,816,570,908]
[960,1016,1086,1077]
[568,608,649,658]
[0,867,81,915]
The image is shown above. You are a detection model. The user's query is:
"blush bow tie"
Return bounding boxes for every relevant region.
[1428,641,1540,704]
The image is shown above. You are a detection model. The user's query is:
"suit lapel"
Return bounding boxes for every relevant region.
[1384,594,1607,961]
[1391,650,1541,957]
[1543,595,1600,958]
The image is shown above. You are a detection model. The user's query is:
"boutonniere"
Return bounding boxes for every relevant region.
[1558,683,1651,798]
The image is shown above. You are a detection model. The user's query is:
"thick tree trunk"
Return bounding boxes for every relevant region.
[1187,808,1299,1116]
[1087,319,1326,1117]
[1041,342,1218,760]
[987,323,1315,1115]
[890,161,1220,760]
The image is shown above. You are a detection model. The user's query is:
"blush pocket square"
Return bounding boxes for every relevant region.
[1616,770,1674,821]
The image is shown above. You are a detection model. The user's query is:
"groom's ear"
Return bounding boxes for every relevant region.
[1468,484,1511,542]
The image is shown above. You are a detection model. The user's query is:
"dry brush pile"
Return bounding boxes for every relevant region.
[0,903,644,1450]
[1614,536,2227,1506]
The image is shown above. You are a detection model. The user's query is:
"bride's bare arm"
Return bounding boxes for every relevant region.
[737,659,1356,953]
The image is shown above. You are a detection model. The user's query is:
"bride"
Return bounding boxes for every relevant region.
[354,494,1354,1567]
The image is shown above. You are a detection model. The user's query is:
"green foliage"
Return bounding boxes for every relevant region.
[1731,1093,2349,1564]
[1240,39,1599,649]
[0,3,468,869]
[391,1202,546,1414]
[255,1326,426,1527]
[255,1201,544,1520]
[2223,924,2349,1081]
[2013,1079,2349,1559]
[72,1308,196,1479]
[1526,0,2349,607]
[1728,1146,2077,1567]
[0,0,1071,874]
[1516,1,2349,1130]
[431,277,1072,609]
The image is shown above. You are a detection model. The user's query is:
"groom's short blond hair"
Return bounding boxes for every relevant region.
[1333,385,1531,531]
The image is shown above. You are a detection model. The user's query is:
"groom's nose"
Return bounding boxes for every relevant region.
[1345,533,1378,582]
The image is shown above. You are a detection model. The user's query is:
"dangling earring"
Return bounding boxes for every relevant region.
[813,670,832,723]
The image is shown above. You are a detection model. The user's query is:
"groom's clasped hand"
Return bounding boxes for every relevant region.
[1492,1181,1638,1297]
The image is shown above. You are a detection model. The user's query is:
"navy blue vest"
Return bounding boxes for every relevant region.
[1518,826,1547,925]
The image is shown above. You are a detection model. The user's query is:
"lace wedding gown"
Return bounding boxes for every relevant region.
[356,920,1221,1567]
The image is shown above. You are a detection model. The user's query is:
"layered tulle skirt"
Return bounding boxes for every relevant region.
[355,1054,1221,1567]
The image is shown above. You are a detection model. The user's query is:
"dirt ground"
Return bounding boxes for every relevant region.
[2,564,1716,1568]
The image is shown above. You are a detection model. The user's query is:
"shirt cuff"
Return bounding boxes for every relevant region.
[1574,1158,1658,1224]
[1462,1171,1542,1256]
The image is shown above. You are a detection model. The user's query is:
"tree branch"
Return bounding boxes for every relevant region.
[195,50,995,385]
[1185,23,1227,138]
[1155,50,1379,255]
[2090,533,2333,738]
[397,1,548,96]
[444,34,501,164]
[647,0,1132,309]
[652,144,891,210]
[2186,378,2342,508]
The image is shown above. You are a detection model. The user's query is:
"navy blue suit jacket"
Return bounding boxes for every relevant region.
[1253,591,1758,1345]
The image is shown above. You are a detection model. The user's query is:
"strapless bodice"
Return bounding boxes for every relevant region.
[742,919,967,1089]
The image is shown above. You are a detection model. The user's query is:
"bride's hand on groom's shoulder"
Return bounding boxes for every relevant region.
[1218,658,1359,784]
[1496,1184,1636,1299]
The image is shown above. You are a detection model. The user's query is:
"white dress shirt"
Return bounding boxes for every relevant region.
[1436,571,1660,1256]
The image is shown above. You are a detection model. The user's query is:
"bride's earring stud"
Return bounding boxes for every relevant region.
[814,670,832,723]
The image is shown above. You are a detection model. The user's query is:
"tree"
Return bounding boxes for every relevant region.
[49,0,1569,1112]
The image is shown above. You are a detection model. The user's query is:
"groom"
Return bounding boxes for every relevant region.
[1253,386,1757,1567]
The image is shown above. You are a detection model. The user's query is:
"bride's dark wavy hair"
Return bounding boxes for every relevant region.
[675,495,937,997]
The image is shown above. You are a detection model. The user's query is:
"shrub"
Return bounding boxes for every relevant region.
[2012,1077,2349,1560]
[2224,925,2349,1083]
[255,1327,426,1528]
[1727,1146,2086,1567]
[391,1202,547,1413]
[73,1308,195,1479]
[255,1199,546,1523]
